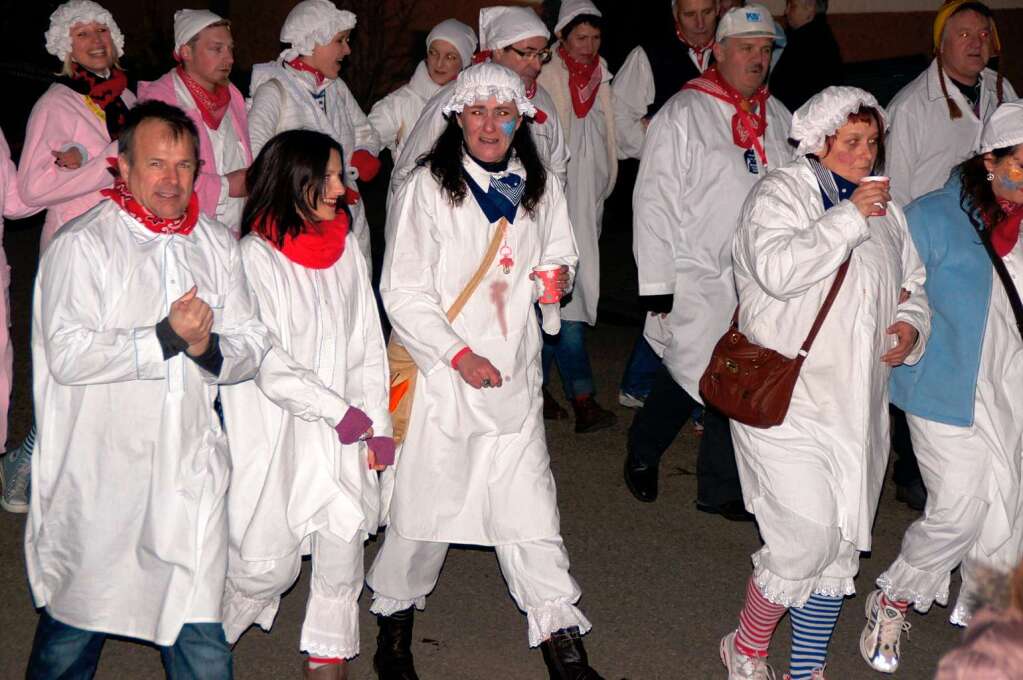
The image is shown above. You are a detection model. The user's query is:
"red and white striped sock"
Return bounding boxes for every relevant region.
[880,593,910,615]
[735,575,788,657]
[307,656,343,670]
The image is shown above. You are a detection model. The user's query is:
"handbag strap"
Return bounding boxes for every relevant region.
[445,217,508,322]
[970,218,1023,341]
[797,258,850,358]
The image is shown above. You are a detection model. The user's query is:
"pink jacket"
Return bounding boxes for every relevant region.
[18,83,136,252]
[137,72,252,220]
[935,608,1023,679]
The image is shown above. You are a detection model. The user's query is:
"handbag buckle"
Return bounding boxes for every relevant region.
[724,358,739,374]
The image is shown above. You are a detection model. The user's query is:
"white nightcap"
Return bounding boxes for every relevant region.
[478,6,549,52]
[173,9,226,59]
[979,102,1023,155]
[791,86,887,157]
[427,18,477,70]
[45,0,125,62]
[441,62,537,118]
[555,0,601,36]
[279,0,356,62]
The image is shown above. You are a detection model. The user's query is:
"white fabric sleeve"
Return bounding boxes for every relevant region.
[538,174,579,279]
[390,94,446,195]
[352,242,393,435]
[209,236,271,385]
[380,171,468,375]
[892,206,930,366]
[368,92,402,157]
[735,181,870,301]
[340,80,382,155]
[632,104,689,296]
[539,102,570,186]
[247,80,284,158]
[612,47,655,160]
[38,230,165,385]
[884,101,919,207]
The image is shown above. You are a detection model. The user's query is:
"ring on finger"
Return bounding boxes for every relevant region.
[481,377,492,388]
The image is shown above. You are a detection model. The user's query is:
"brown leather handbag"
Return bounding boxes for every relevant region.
[699,260,849,428]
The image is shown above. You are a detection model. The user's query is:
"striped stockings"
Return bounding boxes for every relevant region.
[735,575,788,657]
[788,593,844,679]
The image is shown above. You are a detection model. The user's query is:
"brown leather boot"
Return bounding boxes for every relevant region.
[571,396,616,434]
[540,627,604,679]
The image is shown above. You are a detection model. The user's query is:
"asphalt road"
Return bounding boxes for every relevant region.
[0,218,964,679]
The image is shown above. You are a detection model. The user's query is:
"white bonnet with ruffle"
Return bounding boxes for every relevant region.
[45,0,125,62]
[279,0,356,62]
[791,86,888,157]
[441,62,536,118]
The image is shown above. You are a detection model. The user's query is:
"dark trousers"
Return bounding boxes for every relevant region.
[27,610,233,680]
[627,365,742,505]
[889,403,924,487]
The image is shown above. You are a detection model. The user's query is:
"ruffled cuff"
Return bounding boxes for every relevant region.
[369,593,426,617]
[524,598,592,648]
[222,580,281,644]
[876,557,951,614]
[300,589,361,660]
[751,550,855,609]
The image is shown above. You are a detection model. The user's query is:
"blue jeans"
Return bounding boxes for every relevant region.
[619,334,663,399]
[27,610,233,679]
[541,319,596,400]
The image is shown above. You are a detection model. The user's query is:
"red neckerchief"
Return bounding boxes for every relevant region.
[176,65,231,130]
[675,26,714,72]
[472,50,491,64]
[58,63,130,139]
[683,65,770,166]
[991,198,1023,258]
[558,45,601,118]
[287,57,326,86]
[256,210,349,269]
[102,177,199,236]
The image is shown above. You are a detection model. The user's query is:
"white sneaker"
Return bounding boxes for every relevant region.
[617,391,645,409]
[860,590,910,674]
[720,631,775,680]
[0,441,31,513]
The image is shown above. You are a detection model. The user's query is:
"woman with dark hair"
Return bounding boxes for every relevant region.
[219,129,392,679]
[720,87,929,680]
[863,101,1023,674]
[367,63,600,679]
[535,0,619,432]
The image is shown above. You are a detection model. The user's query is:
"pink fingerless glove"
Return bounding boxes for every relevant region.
[366,436,396,466]
[335,407,373,445]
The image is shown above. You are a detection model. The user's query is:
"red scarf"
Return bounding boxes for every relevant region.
[676,26,714,72]
[102,178,199,236]
[683,65,770,165]
[991,198,1023,257]
[287,57,326,86]
[558,45,601,118]
[59,63,130,139]
[256,211,349,269]
[176,65,231,130]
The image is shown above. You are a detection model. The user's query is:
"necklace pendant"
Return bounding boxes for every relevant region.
[499,255,514,274]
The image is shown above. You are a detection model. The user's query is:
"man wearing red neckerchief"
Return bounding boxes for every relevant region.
[623,6,793,519]
[25,100,268,677]
[138,9,252,237]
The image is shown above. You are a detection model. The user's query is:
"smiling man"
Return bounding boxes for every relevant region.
[25,100,268,678]
[138,9,252,236]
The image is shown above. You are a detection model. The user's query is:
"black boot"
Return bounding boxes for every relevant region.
[540,627,604,680]
[373,608,418,680]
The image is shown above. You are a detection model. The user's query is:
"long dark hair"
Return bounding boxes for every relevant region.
[417,115,548,218]
[959,144,1018,230]
[241,129,351,247]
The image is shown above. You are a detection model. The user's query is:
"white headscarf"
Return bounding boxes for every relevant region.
[45,0,125,62]
[979,102,1023,154]
[478,6,550,52]
[426,18,477,70]
[279,0,356,62]
[173,9,225,59]
[555,0,601,35]
[791,86,887,157]
[441,62,537,118]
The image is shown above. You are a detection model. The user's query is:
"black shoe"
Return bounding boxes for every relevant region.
[896,480,927,511]
[540,627,604,680]
[543,387,570,420]
[373,608,419,680]
[571,396,616,434]
[623,456,658,502]
[696,499,754,522]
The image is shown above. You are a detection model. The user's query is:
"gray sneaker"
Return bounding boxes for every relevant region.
[0,441,31,513]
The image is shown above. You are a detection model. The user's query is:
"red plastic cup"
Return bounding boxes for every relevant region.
[533,264,564,304]
[861,175,890,217]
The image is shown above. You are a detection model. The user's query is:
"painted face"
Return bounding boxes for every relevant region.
[986,146,1023,205]
[312,148,346,221]
[819,117,881,184]
[561,21,601,65]
[69,21,116,73]
[426,39,462,86]
[940,10,993,84]
[713,36,773,98]
[675,0,718,48]
[491,35,549,87]
[457,96,522,164]
[181,24,234,90]
[118,120,197,219]
[306,30,352,80]
[785,0,816,30]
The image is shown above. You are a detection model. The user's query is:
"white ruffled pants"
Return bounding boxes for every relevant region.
[222,531,364,659]
[366,530,591,647]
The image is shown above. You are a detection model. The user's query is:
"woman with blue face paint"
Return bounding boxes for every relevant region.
[862,101,1023,673]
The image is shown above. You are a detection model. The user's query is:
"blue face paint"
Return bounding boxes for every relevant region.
[500,120,516,137]
[998,172,1023,193]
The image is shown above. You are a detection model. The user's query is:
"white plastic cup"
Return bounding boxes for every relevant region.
[533,264,563,304]
[860,175,890,217]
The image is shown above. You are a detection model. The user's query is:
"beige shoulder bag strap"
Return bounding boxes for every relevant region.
[445,217,508,321]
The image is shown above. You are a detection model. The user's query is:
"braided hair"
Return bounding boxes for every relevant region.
[936,1,1005,120]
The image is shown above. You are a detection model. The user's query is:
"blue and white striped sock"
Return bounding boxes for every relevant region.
[788,593,843,679]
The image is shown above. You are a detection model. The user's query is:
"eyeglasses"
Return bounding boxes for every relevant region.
[506,46,552,64]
